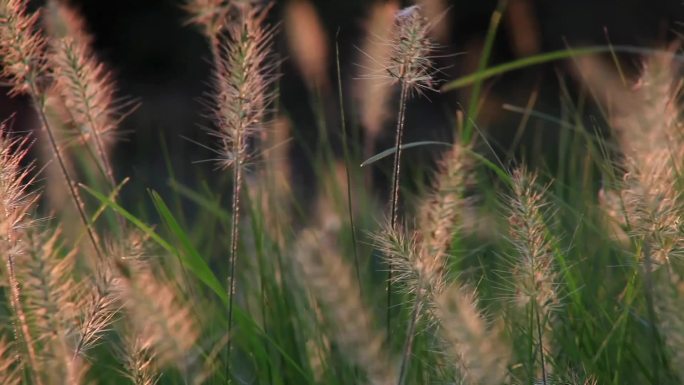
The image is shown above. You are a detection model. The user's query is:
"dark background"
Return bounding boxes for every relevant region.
[4,0,683,206]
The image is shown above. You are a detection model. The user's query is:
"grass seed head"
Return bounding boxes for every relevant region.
[0,0,46,94]
[506,168,559,314]
[387,5,436,95]
[436,285,510,385]
[295,227,397,385]
[212,2,278,170]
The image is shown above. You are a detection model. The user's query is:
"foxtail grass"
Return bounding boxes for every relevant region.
[0,0,103,260]
[382,3,437,337]
[0,126,42,385]
[209,2,278,375]
[294,225,398,385]
[49,3,127,194]
[375,142,471,384]
[505,168,560,384]
[435,284,510,385]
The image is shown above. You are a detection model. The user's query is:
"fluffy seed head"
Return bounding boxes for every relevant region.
[506,168,559,313]
[374,222,433,298]
[119,263,199,370]
[184,0,229,42]
[72,260,120,358]
[418,142,471,266]
[211,3,278,169]
[50,4,127,158]
[387,5,436,94]
[356,1,399,145]
[0,128,36,240]
[294,227,397,385]
[436,285,510,385]
[18,228,79,340]
[284,0,328,88]
[654,277,684,382]
[120,333,160,385]
[0,0,46,94]
[604,55,684,268]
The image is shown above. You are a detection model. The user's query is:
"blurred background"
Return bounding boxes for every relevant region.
[3,0,683,207]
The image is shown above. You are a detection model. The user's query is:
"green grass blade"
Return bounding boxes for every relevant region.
[148,190,227,304]
[360,141,452,167]
[169,179,232,222]
[440,45,672,92]
[461,0,508,142]
[81,184,228,304]
[443,46,609,92]
[466,149,512,186]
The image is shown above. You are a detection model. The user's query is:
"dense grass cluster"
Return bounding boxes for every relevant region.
[0,0,683,384]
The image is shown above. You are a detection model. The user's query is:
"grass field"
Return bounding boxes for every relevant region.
[0,1,683,384]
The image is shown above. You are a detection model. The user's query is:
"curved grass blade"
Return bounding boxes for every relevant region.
[442,46,608,92]
[81,184,228,304]
[360,141,451,167]
[442,45,684,93]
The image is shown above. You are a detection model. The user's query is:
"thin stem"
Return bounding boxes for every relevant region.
[397,292,422,385]
[226,132,244,380]
[641,241,664,383]
[28,85,103,261]
[534,303,548,385]
[387,81,409,335]
[335,34,362,293]
[461,0,508,143]
[83,104,127,231]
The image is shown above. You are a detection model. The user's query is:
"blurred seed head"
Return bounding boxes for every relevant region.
[285,0,329,89]
[294,226,397,385]
[436,285,510,385]
[184,0,229,42]
[356,1,398,154]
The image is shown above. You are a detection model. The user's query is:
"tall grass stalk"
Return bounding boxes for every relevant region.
[384,4,435,336]
[0,0,103,260]
[0,130,42,385]
[211,2,277,376]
